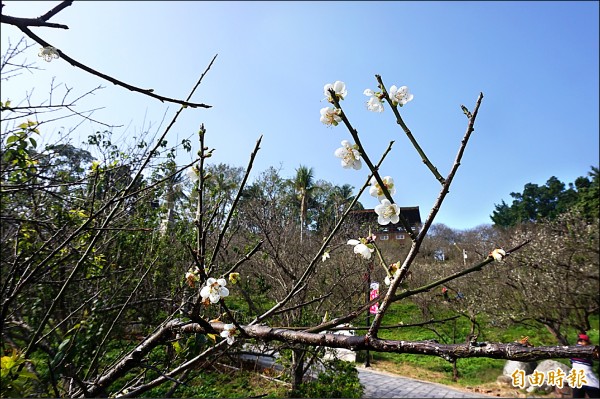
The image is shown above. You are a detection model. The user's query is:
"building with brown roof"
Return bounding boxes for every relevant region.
[349,206,421,247]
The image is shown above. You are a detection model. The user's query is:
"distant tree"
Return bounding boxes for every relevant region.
[291,165,315,241]
[471,212,599,345]
[491,167,598,226]
[572,166,599,221]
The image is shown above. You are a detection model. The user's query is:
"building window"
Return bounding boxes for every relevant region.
[395,234,405,240]
[380,235,389,240]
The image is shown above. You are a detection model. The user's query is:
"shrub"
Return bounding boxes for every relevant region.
[293,360,363,398]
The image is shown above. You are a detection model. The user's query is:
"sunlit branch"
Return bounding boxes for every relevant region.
[328,87,417,241]
[3,15,214,108]
[368,92,485,338]
[375,74,445,185]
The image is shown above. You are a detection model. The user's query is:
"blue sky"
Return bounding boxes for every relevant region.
[1,1,598,230]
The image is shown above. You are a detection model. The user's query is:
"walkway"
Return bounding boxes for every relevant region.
[240,350,494,398]
[358,366,493,398]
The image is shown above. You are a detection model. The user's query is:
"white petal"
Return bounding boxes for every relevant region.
[347,239,360,246]
[200,286,210,299]
[363,89,374,96]
[217,278,227,287]
[334,147,346,158]
[219,286,229,298]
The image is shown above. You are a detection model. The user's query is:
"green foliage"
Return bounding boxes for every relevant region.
[491,167,599,226]
[1,350,38,398]
[292,360,364,398]
[2,120,40,182]
[146,367,288,398]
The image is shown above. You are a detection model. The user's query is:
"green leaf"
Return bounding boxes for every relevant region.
[29,137,37,148]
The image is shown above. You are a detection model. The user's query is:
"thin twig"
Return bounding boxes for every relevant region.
[376,74,445,185]
[12,23,213,109]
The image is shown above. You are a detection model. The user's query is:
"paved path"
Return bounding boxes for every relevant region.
[240,351,493,398]
[357,366,492,398]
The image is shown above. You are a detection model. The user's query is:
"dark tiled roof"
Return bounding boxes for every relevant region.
[349,206,422,227]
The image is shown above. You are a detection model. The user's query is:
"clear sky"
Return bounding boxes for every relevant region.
[2,1,598,230]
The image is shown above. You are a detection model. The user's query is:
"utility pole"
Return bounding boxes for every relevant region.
[453,242,467,266]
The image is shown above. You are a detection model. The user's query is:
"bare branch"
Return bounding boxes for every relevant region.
[9,24,212,109]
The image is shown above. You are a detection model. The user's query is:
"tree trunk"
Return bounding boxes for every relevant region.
[542,321,569,345]
[291,348,306,395]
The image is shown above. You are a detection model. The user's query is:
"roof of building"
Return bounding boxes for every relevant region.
[349,206,422,226]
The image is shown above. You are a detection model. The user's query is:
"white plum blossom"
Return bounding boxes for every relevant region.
[321,251,330,262]
[375,199,400,225]
[369,176,396,201]
[200,277,229,304]
[385,262,401,285]
[324,81,347,103]
[490,248,506,262]
[347,239,374,260]
[220,323,237,345]
[334,140,362,170]
[185,266,200,288]
[364,89,384,113]
[187,165,200,182]
[320,107,342,126]
[38,46,59,62]
[389,85,413,107]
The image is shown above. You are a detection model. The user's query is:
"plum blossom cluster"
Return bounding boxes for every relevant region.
[363,89,385,113]
[370,175,400,225]
[370,176,396,201]
[364,85,413,112]
[347,234,376,260]
[220,323,238,345]
[489,248,506,262]
[319,80,411,263]
[334,140,362,170]
[38,46,59,62]
[385,261,401,286]
[185,269,239,307]
[200,277,229,304]
[320,81,347,127]
[320,107,342,126]
[185,266,201,288]
[187,164,200,182]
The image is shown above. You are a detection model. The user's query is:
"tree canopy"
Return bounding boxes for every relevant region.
[491,167,599,227]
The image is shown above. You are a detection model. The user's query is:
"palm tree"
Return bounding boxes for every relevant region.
[292,165,315,241]
[158,161,188,235]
